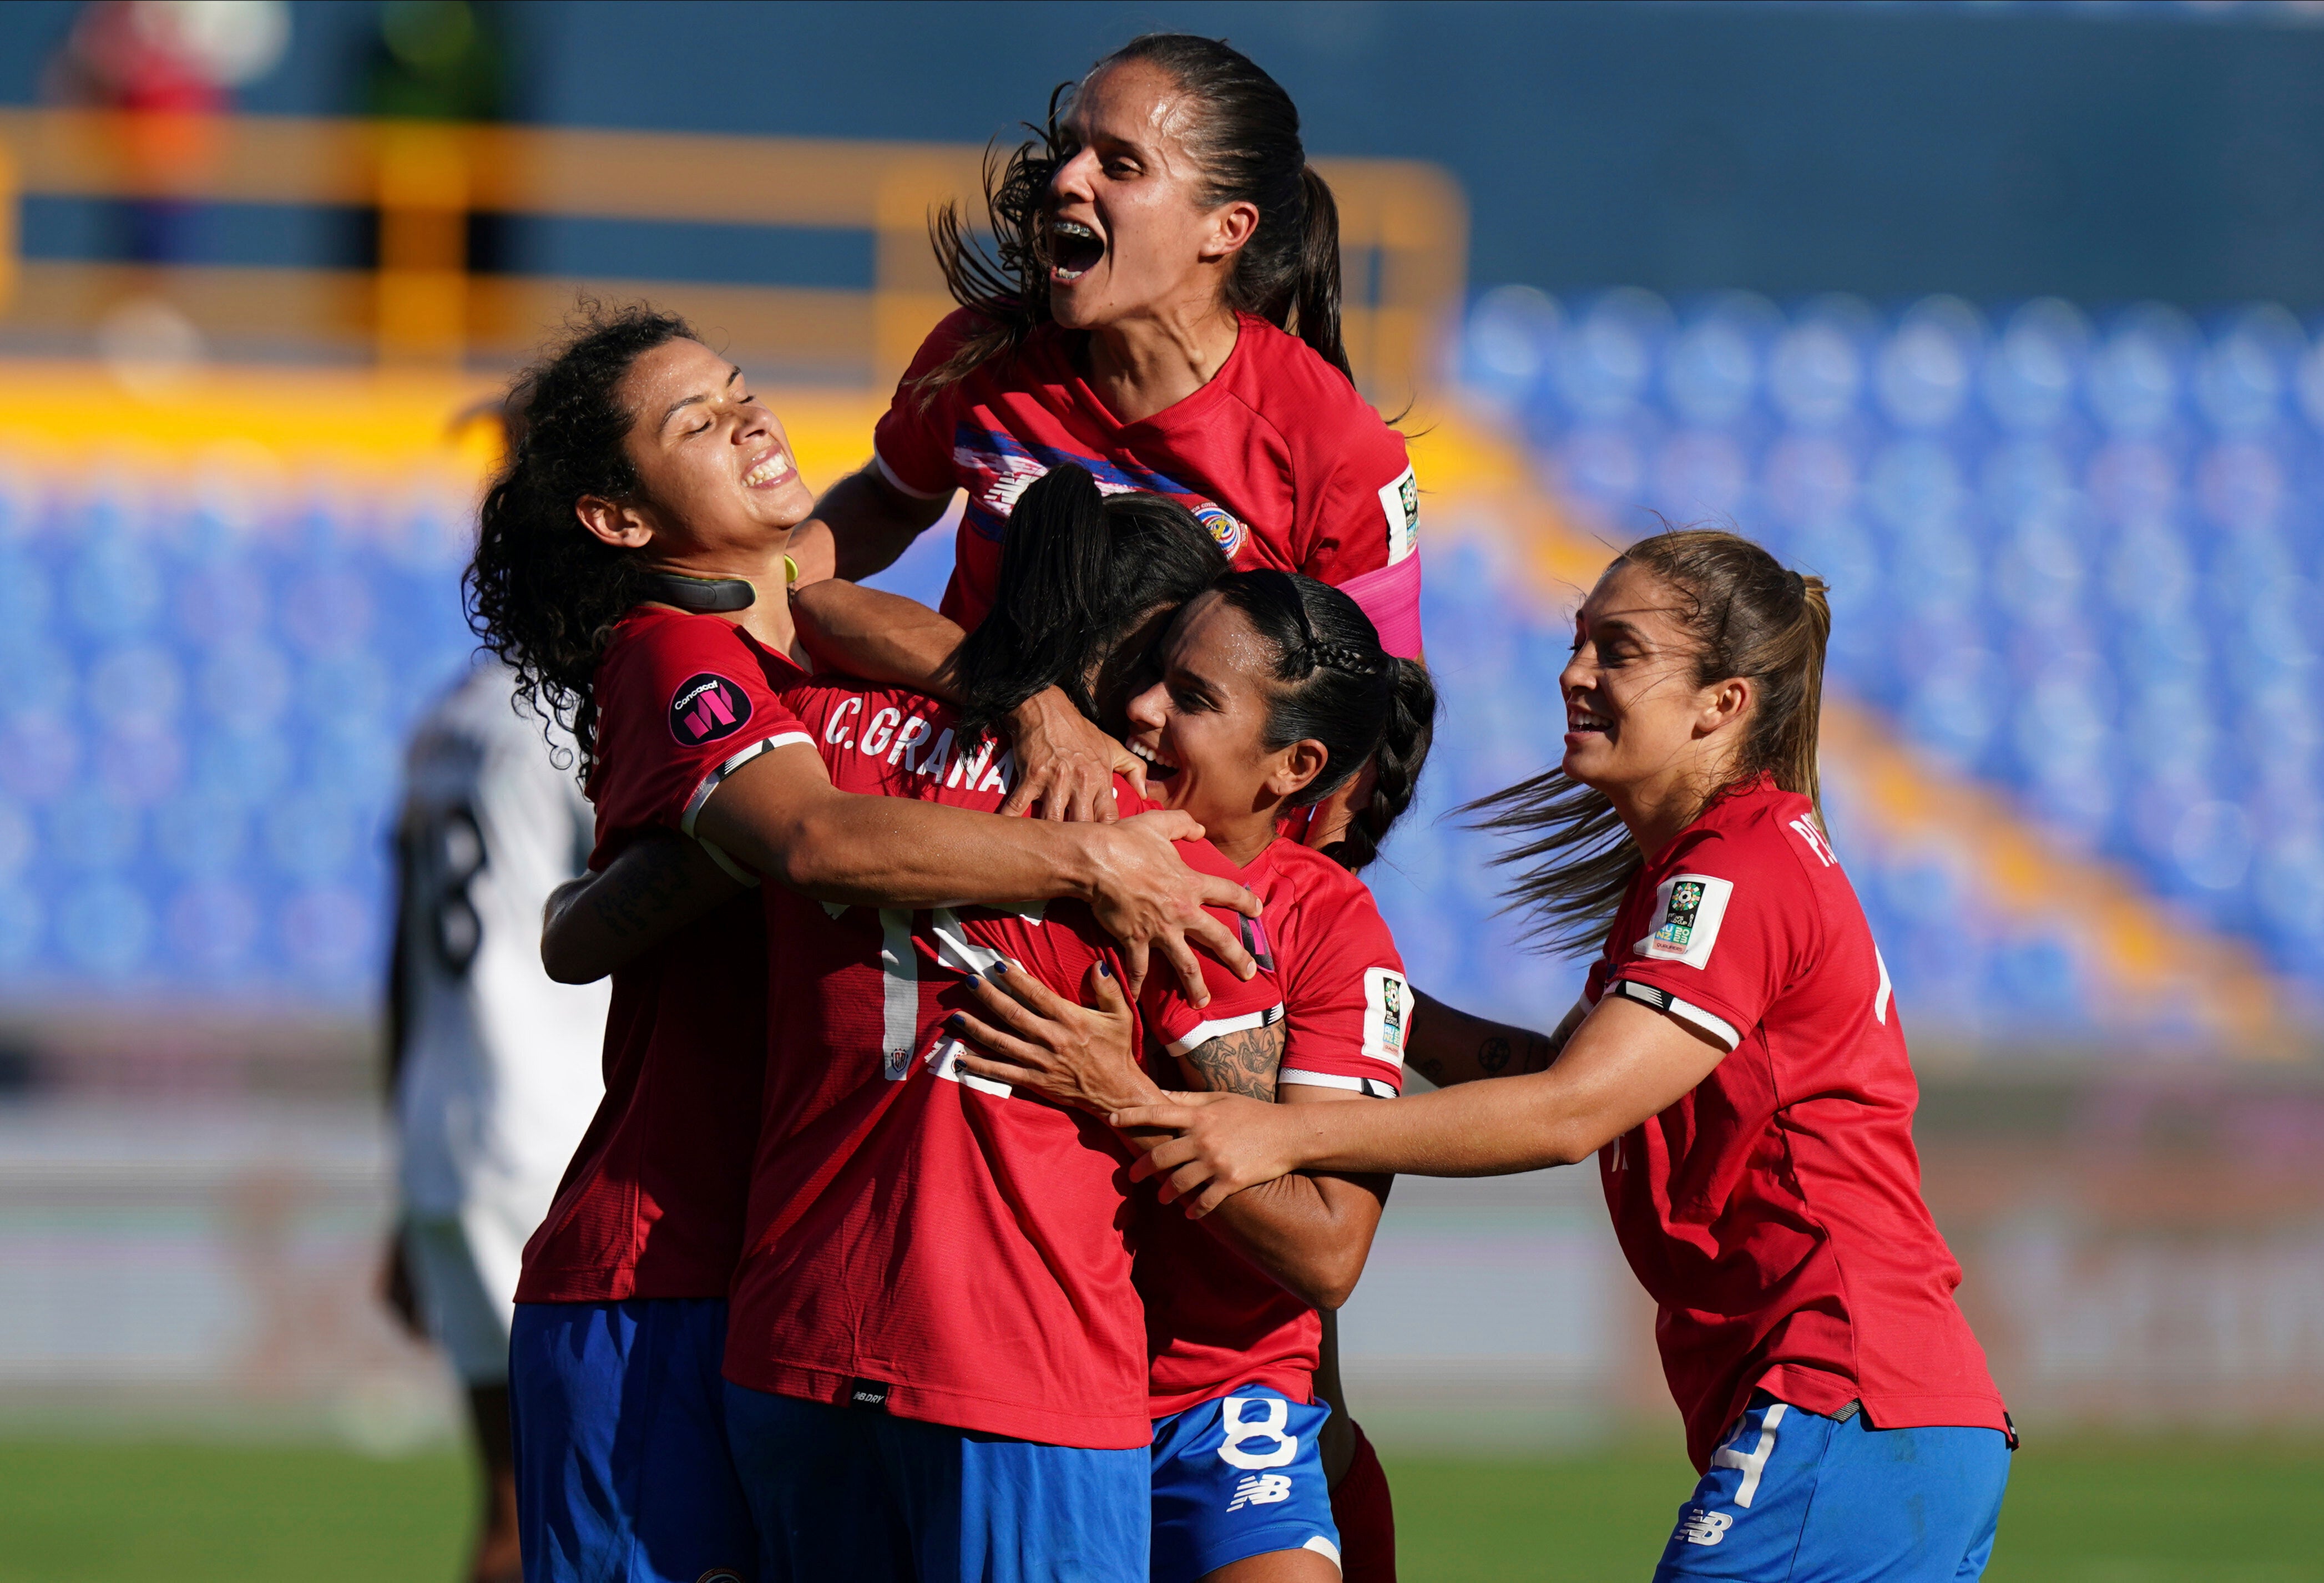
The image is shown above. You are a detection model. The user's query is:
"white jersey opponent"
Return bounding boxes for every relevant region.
[391,659,608,1382]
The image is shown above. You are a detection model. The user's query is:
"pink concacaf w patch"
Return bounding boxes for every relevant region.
[668,672,753,747]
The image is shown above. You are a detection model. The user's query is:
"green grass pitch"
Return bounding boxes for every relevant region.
[0,1435,2313,1580]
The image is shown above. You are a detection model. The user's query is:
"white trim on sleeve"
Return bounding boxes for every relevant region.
[678,731,812,838]
[1279,1069,1398,1098]
[1614,979,1741,1050]
[874,448,956,502]
[1163,1003,1285,1059]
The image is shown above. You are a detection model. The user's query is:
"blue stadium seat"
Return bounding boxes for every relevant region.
[1429,284,2324,1038]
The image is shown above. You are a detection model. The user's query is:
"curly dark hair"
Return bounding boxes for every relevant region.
[465,302,696,776]
[919,33,1348,400]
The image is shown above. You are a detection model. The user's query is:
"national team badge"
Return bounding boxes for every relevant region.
[1193,500,1247,559]
[1635,873,1735,969]
[668,672,752,746]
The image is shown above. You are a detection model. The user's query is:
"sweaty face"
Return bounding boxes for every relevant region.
[1045,62,1239,331]
[1123,592,1317,828]
[613,338,814,561]
[1559,561,1726,792]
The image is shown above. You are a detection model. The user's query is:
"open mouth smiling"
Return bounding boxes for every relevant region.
[1049,218,1105,284]
[1126,738,1180,781]
[742,449,795,489]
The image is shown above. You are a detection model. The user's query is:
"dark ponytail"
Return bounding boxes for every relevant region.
[466,302,696,775]
[945,463,1227,740]
[1211,570,1436,871]
[1467,527,1832,954]
[921,33,1351,396]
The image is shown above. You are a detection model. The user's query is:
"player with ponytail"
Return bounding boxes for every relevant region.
[793,31,1426,847]
[1116,528,2015,1583]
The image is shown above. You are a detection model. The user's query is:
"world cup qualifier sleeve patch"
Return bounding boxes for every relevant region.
[1377,466,1419,564]
[669,672,754,746]
[1633,874,1735,969]
[1362,965,1409,1067]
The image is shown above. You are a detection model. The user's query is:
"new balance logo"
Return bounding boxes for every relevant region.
[1228,1474,1294,1510]
[1677,1506,1732,1547]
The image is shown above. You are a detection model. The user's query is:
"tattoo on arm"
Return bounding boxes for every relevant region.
[584,840,699,941]
[1179,1023,1286,1102]
[1477,1035,1512,1075]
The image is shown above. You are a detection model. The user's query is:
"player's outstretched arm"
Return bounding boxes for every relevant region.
[949,965,1387,1309]
[1114,994,1729,1214]
[695,743,1257,1003]
[540,831,749,984]
[1402,990,1585,1088]
[788,462,955,584]
[789,578,965,694]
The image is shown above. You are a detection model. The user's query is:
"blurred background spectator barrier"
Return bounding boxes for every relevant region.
[0,107,1465,393]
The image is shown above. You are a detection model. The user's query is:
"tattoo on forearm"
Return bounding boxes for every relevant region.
[1477,1035,1511,1075]
[585,841,696,940]
[1182,1024,1286,1102]
[1521,1034,1556,1074]
[1407,1049,1448,1085]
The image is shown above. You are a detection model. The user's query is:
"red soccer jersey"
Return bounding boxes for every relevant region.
[1138,839,1409,1417]
[721,677,1286,1449]
[873,308,1423,656]
[515,607,811,1304]
[1583,776,2008,1471]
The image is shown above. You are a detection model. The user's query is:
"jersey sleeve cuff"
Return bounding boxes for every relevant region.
[1279,1068,1401,1098]
[1160,1002,1285,1058]
[1613,978,1741,1050]
[874,447,956,502]
[678,731,812,839]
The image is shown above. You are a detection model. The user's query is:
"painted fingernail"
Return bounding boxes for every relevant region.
[946,1013,966,1030]
[1096,962,1113,979]
[984,962,1008,982]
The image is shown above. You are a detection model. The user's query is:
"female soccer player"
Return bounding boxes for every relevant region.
[1115,530,2015,1582]
[791,32,1423,832]
[466,310,1259,1583]
[950,569,1433,1583]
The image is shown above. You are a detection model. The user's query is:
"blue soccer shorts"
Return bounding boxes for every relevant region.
[722,1380,1148,1583]
[509,1297,758,1583]
[1151,1384,1342,1583]
[1654,1393,2012,1582]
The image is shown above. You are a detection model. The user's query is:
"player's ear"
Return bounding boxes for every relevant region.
[1266,738,1328,800]
[577,493,655,550]
[1199,199,1261,265]
[1700,676,1751,737]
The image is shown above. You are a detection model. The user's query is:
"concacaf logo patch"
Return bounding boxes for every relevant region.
[669,672,753,747]
[1377,465,1419,564]
[1362,965,1409,1067]
[1193,500,1247,560]
[1634,873,1735,969]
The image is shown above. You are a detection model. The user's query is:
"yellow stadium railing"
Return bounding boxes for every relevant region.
[0,109,1468,400]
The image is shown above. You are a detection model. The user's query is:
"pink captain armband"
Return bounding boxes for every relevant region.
[1338,553,1424,659]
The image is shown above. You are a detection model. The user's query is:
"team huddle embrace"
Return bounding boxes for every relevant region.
[461,30,2010,1583]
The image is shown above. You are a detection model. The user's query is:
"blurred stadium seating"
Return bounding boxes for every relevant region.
[1401,285,2324,1048]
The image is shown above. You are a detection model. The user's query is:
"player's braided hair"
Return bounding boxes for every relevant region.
[944,463,1227,741]
[465,301,697,777]
[917,33,1350,399]
[1469,527,1832,955]
[1212,570,1436,872]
